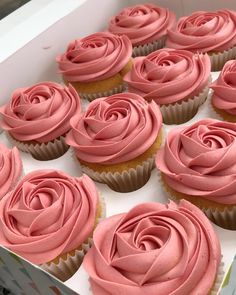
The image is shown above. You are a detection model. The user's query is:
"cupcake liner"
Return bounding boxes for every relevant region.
[209,46,236,71]
[79,84,125,101]
[132,36,166,57]
[7,132,69,161]
[211,258,225,295]
[160,82,210,125]
[41,196,106,281]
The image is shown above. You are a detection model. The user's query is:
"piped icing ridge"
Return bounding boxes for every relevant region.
[211,60,236,115]
[56,32,132,82]
[0,82,81,143]
[66,92,162,165]
[0,170,98,265]
[166,9,236,53]
[108,3,176,46]
[83,200,221,295]
[124,49,211,105]
[156,119,236,204]
[0,144,22,200]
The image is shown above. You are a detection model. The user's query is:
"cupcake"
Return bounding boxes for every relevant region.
[108,3,176,57]
[156,118,236,229]
[124,48,211,124]
[0,143,22,200]
[166,9,236,71]
[211,60,236,122]
[0,170,105,281]
[83,200,222,295]
[0,82,81,160]
[56,32,133,101]
[66,92,162,192]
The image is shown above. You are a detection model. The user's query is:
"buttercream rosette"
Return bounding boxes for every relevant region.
[0,170,105,281]
[57,32,133,100]
[108,3,176,57]
[124,48,211,124]
[66,92,162,192]
[0,82,81,160]
[166,9,236,71]
[83,200,222,295]
[156,118,236,229]
[211,60,236,121]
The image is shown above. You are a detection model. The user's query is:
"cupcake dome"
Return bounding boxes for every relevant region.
[84,200,221,295]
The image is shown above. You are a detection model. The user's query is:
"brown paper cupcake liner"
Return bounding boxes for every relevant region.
[132,36,166,57]
[79,84,125,101]
[209,46,236,71]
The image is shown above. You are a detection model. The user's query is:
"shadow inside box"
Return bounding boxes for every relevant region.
[0,0,31,20]
[0,286,12,295]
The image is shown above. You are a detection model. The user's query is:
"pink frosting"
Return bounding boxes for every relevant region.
[156,119,236,204]
[0,144,22,200]
[108,3,176,46]
[56,32,132,82]
[211,60,236,115]
[84,200,221,295]
[66,93,162,164]
[166,9,236,53]
[124,49,211,105]
[0,82,81,143]
[0,170,99,265]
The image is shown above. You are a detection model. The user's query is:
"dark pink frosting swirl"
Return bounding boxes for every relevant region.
[84,200,221,295]
[66,93,162,164]
[0,170,99,265]
[211,60,236,115]
[0,82,81,143]
[108,3,176,46]
[56,32,132,82]
[166,10,236,53]
[156,119,236,204]
[124,49,211,105]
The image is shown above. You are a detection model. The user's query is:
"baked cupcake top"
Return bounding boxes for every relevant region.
[108,3,176,46]
[166,9,236,53]
[0,82,81,143]
[0,144,22,200]
[56,32,132,83]
[124,49,211,105]
[84,200,221,295]
[0,170,99,264]
[66,92,162,165]
[156,119,236,204]
[211,60,236,115]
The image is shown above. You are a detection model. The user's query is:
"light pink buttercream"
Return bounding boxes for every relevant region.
[83,200,221,295]
[211,60,236,115]
[108,3,176,46]
[156,119,236,204]
[0,82,81,143]
[56,32,132,82]
[124,49,211,105]
[66,93,162,165]
[0,170,98,265]
[166,9,236,53]
[0,144,22,200]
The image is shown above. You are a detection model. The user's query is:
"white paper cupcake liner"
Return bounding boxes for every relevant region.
[211,258,225,295]
[160,82,210,125]
[41,196,106,281]
[7,132,69,161]
[79,84,125,101]
[132,36,166,57]
[209,46,236,71]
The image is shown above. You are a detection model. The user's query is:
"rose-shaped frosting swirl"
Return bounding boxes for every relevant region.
[156,119,236,204]
[108,3,176,46]
[66,93,162,164]
[211,60,236,115]
[0,82,81,143]
[124,49,211,105]
[166,10,236,53]
[0,170,98,264]
[56,32,132,82]
[0,144,22,200]
[84,200,221,295]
